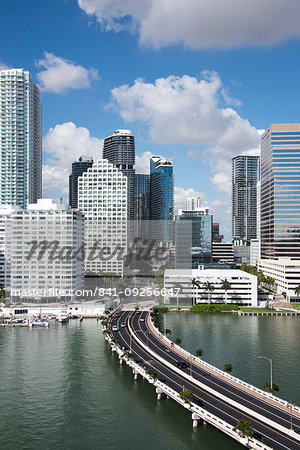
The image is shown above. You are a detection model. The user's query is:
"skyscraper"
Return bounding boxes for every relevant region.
[134,173,150,221]
[261,124,300,259]
[150,156,174,242]
[69,155,93,209]
[232,155,260,241]
[0,68,42,208]
[103,129,135,221]
[78,159,127,276]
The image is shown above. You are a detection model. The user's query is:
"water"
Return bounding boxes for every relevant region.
[0,314,299,449]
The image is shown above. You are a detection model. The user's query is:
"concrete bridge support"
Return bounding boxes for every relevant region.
[156,388,164,400]
[192,413,201,428]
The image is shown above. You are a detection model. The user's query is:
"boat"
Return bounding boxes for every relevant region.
[57,311,69,323]
[29,319,49,327]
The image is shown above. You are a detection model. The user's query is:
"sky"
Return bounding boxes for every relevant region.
[2,0,300,239]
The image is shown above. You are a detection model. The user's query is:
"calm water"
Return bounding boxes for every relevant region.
[0,313,299,449]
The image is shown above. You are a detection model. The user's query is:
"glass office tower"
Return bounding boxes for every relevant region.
[261,124,300,259]
[0,68,42,208]
[232,155,260,241]
[69,155,93,209]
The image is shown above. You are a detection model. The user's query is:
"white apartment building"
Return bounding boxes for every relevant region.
[250,239,261,266]
[164,268,258,306]
[0,69,42,208]
[257,258,300,299]
[5,199,84,303]
[0,205,21,286]
[78,159,127,276]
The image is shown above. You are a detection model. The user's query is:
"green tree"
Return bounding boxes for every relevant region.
[174,338,182,346]
[112,338,120,345]
[233,420,253,438]
[203,281,215,304]
[196,348,203,358]
[165,328,172,335]
[264,382,279,393]
[220,279,231,303]
[179,389,195,404]
[146,369,158,379]
[190,277,199,306]
[224,363,234,374]
[295,285,300,297]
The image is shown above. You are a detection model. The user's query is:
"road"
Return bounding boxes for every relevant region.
[108,309,300,450]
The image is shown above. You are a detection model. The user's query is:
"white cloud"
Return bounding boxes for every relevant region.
[135,151,153,174]
[0,62,9,70]
[43,122,103,194]
[78,0,300,49]
[110,72,260,195]
[36,52,99,94]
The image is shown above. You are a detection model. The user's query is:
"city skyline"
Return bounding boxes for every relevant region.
[3,1,300,238]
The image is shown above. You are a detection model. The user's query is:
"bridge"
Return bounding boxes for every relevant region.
[104,308,300,449]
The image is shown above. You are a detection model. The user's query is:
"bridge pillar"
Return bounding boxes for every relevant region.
[156,388,164,400]
[192,413,201,428]
[119,357,123,365]
[133,371,138,381]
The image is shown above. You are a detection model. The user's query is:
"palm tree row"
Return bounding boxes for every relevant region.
[189,278,232,305]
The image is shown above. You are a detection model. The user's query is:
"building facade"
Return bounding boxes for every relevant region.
[232,155,260,241]
[150,156,174,242]
[261,124,300,259]
[78,159,127,276]
[212,242,234,264]
[134,173,150,221]
[164,268,257,306]
[69,156,93,209]
[175,206,212,268]
[103,129,135,221]
[212,222,223,243]
[5,199,84,303]
[0,68,42,208]
[257,258,300,299]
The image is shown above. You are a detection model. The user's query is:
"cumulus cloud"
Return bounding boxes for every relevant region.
[135,151,153,174]
[78,0,300,49]
[36,52,99,94]
[43,122,103,194]
[110,72,260,194]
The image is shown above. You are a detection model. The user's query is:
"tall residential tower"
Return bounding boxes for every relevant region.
[232,155,260,241]
[69,155,93,209]
[0,68,42,208]
[103,129,135,221]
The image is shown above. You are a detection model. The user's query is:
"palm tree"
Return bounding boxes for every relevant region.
[203,281,215,304]
[233,420,253,439]
[196,348,203,358]
[165,328,172,335]
[190,278,199,306]
[220,279,231,304]
[295,285,300,298]
[224,363,233,374]
[174,338,182,345]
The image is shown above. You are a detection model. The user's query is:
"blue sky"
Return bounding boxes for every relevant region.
[2,0,300,238]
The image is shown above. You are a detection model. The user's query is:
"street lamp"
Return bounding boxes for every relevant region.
[258,355,273,391]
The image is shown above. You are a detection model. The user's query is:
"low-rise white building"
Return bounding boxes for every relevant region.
[164,267,258,306]
[257,258,300,299]
[5,199,84,303]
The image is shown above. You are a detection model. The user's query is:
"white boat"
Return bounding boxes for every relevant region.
[29,319,49,328]
[57,311,69,323]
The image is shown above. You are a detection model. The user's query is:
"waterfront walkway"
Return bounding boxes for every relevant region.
[107,309,300,450]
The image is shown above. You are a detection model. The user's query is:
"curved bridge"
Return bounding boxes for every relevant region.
[106,308,300,450]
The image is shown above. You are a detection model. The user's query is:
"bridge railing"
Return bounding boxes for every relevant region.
[149,316,300,414]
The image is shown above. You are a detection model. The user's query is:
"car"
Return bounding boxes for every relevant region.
[176,361,188,369]
[112,326,118,331]
[139,318,145,322]
[121,323,125,327]
[115,314,120,317]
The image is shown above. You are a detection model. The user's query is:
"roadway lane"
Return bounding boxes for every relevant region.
[108,310,300,450]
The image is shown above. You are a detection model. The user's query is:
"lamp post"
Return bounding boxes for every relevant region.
[258,355,273,391]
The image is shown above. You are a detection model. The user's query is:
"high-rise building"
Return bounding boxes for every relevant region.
[5,199,84,303]
[175,205,212,268]
[212,222,223,243]
[134,173,150,221]
[0,68,42,208]
[103,129,135,221]
[184,196,201,211]
[261,124,300,259]
[232,155,260,241]
[69,156,93,209]
[78,159,127,276]
[150,156,174,241]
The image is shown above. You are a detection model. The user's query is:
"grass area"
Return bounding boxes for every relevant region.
[240,307,275,313]
[191,304,240,312]
[291,303,300,310]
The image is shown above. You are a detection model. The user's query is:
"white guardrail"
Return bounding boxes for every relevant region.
[149,316,300,415]
[104,310,273,450]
